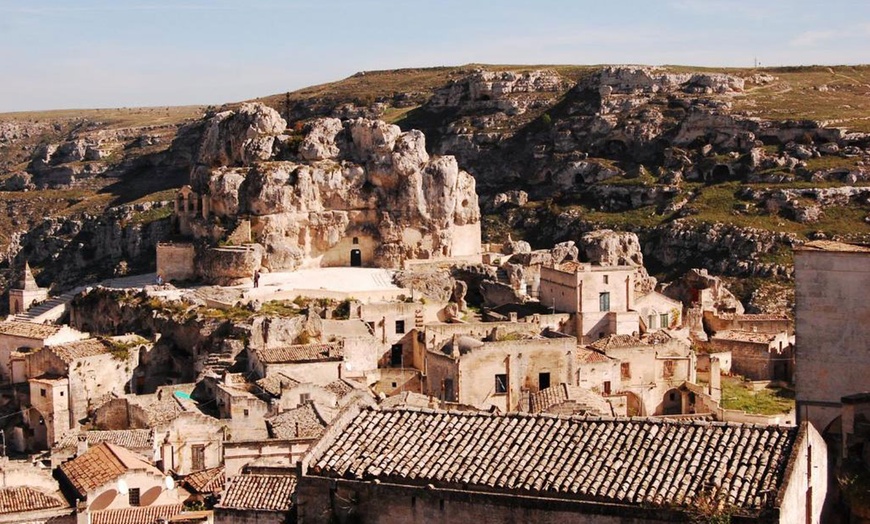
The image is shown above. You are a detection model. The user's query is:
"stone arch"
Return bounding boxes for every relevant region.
[710,164,732,183]
[662,388,682,415]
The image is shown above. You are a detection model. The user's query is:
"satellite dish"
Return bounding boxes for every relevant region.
[117,479,129,496]
[164,476,175,490]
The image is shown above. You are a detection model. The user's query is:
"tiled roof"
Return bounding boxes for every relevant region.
[254,343,343,364]
[184,466,225,494]
[530,384,612,416]
[712,330,778,345]
[554,261,583,273]
[0,321,61,339]
[48,338,112,363]
[218,474,296,511]
[308,407,797,512]
[59,442,162,498]
[255,373,301,397]
[589,334,642,350]
[55,429,153,452]
[575,348,612,364]
[324,379,355,398]
[91,504,184,524]
[0,486,66,515]
[268,403,328,440]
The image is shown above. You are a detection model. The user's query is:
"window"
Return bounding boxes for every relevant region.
[366,321,375,333]
[352,237,359,245]
[621,362,631,379]
[444,378,455,402]
[40,389,46,397]
[648,314,656,329]
[539,372,551,390]
[390,344,403,367]
[494,374,507,394]
[603,381,611,394]
[599,292,610,312]
[603,275,609,284]
[60,391,64,396]
[299,393,310,404]
[660,313,669,328]
[243,409,249,417]
[128,488,140,506]
[191,444,205,472]
[395,320,405,334]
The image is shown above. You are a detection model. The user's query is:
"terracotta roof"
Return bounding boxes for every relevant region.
[184,466,225,494]
[308,407,797,512]
[255,373,300,397]
[253,343,343,364]
[555,261,583,273]
[218,474,296,511]
[712,330,778,345]
[530,384,612,416]
[589,334,643,350]
[59,442,162,498]
[55,430,153,452]
[0,321,61,339]
[0,486,66,515]
[324,379,357,398]
[91,504,184,524]
[575,348,612,364]
[268,403,328,439]
[48,338,112,363]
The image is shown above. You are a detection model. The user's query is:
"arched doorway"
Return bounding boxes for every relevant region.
[662,388,682,415]
[350,249,362,267]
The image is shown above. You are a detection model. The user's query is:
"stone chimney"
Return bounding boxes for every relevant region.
[76,434,88,456]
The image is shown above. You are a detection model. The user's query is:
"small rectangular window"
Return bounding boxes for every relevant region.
[648,314,656,329]
[599,292,610,312]
[621,362,631,379]
[444,378,455,402]
[660,313,669,328]
[352,237,359,245]
[495,374,507,394]
[539,372,551,390]
[299,393,310,404]
[604,381,611,394]
[395,320,405,334]
[128,488,140,506]
[60,391,64,396]
[243,409,249,417]
[603,275,609,284]
[40,389,46,397]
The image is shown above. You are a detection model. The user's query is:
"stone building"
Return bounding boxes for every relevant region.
[24,338,139,449]
[710,329,793,382]
[215,467,296,524]
[247,343,343,384]
[156,411,227,476]
[539,261,638,344]
[418,325,576,412]
[633,291,683,333]
[794,240,870,433]
[296,406,827,523]
[7,262,49,316]
[0,321,87,385]
[588,332,697,416]
[704,312,792,335]
[56,442,188,524]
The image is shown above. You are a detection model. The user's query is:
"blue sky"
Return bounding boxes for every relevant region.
[1,0,868,112]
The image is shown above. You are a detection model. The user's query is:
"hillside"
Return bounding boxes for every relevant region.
[1,64,869,312]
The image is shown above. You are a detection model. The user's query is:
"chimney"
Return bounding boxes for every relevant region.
[76,434,88,456]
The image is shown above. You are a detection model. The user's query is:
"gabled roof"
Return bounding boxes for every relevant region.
[575,347,613,364]
[218,474,296,511]
[267,403,328,440]
[307,407,798,514]
[59,442,162,498]
[54,430,153,453]
[324,378,358,399]
[0,486,66,515]
[46,338,112,363]
[711,330,779,345]
[90,503,184,524]
[530,384,612,416]
[0,321,61,339]
[255,373,301,397]
[253,342,343,364]
[184,466,225,494]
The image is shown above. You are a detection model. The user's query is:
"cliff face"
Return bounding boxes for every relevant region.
[183,105,481,275]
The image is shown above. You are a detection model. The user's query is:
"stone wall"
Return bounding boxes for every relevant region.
[775,423,827,524]
[215,508,288,524]
[156,242,195,282]
[794,247,870,432]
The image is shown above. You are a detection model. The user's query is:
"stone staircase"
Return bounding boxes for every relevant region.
[11,287,87,324]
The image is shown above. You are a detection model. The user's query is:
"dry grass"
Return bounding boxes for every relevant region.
[0,105,205,130]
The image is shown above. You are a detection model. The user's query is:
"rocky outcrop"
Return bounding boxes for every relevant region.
[578,230,656,296]
[184,105,481,277]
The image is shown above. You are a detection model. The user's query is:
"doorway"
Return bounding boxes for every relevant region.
[390,344,403,367]
[350,249,362,267]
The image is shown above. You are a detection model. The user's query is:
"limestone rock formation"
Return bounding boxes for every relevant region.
[182,104,481,277]
[578,229,656,296]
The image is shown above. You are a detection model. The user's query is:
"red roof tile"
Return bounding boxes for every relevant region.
[254,343,342,364]
[91,504,184,524]
[218,474,296,511]
[0,486,66,515]
[59,442,162,497]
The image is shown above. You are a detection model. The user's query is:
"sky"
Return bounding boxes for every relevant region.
[1,0,869,112]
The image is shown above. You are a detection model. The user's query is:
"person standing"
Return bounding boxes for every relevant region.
[253,270,260,288]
